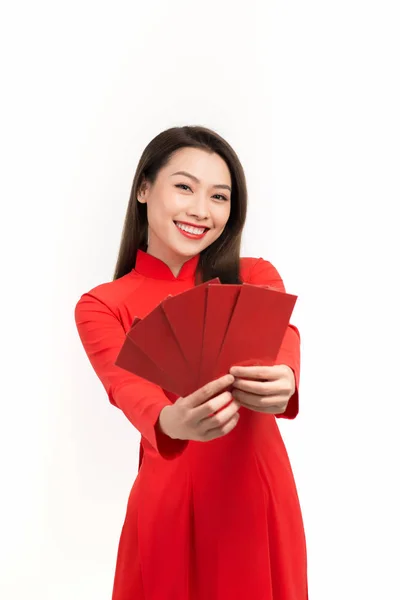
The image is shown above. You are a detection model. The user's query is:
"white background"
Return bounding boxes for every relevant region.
[1,1,399,598]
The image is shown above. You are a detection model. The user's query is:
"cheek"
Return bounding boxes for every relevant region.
[145,203,158,230]
[146,196,172,228]
[213,204,231,230]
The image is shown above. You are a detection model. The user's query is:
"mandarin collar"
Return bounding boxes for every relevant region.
[133,249,200,281]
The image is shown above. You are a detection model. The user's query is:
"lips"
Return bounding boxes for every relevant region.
[174,221,210,231]
[173,221,210,239]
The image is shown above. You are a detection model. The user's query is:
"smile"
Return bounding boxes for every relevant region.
[174,221,209,239]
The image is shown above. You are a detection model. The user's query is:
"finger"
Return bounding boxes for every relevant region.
[260,404,288,414]
[187,374,234,408]
[241,404,284,414]
[232,378,280,396]
[233,394,286,414]
[233,389,287,412]
[194,391,238,422]
[230,365,280,380]
[231,389,259,406]
[202,411,240,441]
[199,396,240,430]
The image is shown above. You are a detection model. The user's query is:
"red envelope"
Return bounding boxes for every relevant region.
[197,284,241,389]
[126,303,194,396]
[161,278,220,376]
[116,333,178,394]
[115,281,298,399]
[214,284,298,376]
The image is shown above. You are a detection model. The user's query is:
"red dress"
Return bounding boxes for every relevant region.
[74,250,308,600]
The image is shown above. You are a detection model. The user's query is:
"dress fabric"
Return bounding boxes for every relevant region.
[74,250,308,600]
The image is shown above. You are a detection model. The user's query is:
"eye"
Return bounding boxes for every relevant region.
[175,184,228,202]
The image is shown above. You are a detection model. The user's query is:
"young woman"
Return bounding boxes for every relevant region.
[75,125,308,600]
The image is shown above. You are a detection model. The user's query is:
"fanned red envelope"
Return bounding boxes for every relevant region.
[197,284,241,389]
[214,283,297,376]
[115,282,298,398]
[124,304,194,397]
[161,278,220,375]
[115,318,178,392]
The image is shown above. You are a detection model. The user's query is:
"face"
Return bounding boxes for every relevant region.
[137,147,232,271]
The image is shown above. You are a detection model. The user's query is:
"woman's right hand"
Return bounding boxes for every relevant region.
[158,374,241,443]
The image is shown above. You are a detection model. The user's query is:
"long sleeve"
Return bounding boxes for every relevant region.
[74,292,188,459]
[248,258,301,419]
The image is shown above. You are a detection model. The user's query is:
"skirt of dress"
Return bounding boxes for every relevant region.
[111,409,308,600]
[111,472,144,599]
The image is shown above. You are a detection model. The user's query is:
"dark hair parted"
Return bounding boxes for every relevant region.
[113,125,248,284]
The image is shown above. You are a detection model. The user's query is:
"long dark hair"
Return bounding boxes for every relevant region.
[113,125,248,284]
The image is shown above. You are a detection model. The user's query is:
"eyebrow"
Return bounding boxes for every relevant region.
[170,170,232,192]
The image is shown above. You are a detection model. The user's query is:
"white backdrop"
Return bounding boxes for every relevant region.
[1,1,399,598]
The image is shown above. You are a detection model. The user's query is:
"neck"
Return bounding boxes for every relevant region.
[146,243,196,279]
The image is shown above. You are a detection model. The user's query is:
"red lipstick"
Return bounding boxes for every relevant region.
[174,221,209,240]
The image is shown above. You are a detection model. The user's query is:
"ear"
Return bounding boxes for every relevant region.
[137,179,150,204]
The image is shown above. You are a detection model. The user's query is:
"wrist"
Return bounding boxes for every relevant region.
[158,405,177,440]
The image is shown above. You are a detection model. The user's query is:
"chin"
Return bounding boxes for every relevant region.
[169,238,204,257]
[174,246,201,258]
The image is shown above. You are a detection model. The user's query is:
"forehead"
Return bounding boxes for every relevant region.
[163,147,231,185]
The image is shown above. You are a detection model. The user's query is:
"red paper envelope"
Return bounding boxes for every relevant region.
[116,337,180,394]
[116,317,179,393]
[161,278,220,375]
[214,284,298,377]
[115,281,298,399]
[126,303,194,396]
[197,284,241,389]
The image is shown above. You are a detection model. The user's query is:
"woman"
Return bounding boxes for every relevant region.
[74,125,308,599]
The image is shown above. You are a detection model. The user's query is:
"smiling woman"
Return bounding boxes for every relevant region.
[136,145,235,277]
[74,125,307,600]
[112,126,248,284]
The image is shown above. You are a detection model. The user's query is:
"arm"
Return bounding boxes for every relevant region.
[74,292,188,459]
[248,258,301,419]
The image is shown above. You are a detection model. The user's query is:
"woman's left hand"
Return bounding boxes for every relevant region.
[229,364,295,415]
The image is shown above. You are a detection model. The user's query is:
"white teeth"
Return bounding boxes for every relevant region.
[176,222,206,235]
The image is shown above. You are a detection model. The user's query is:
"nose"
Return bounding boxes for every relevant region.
[187,193,210,221]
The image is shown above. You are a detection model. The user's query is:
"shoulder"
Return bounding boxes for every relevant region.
[239,256,286,292]
[74,271,144,316]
